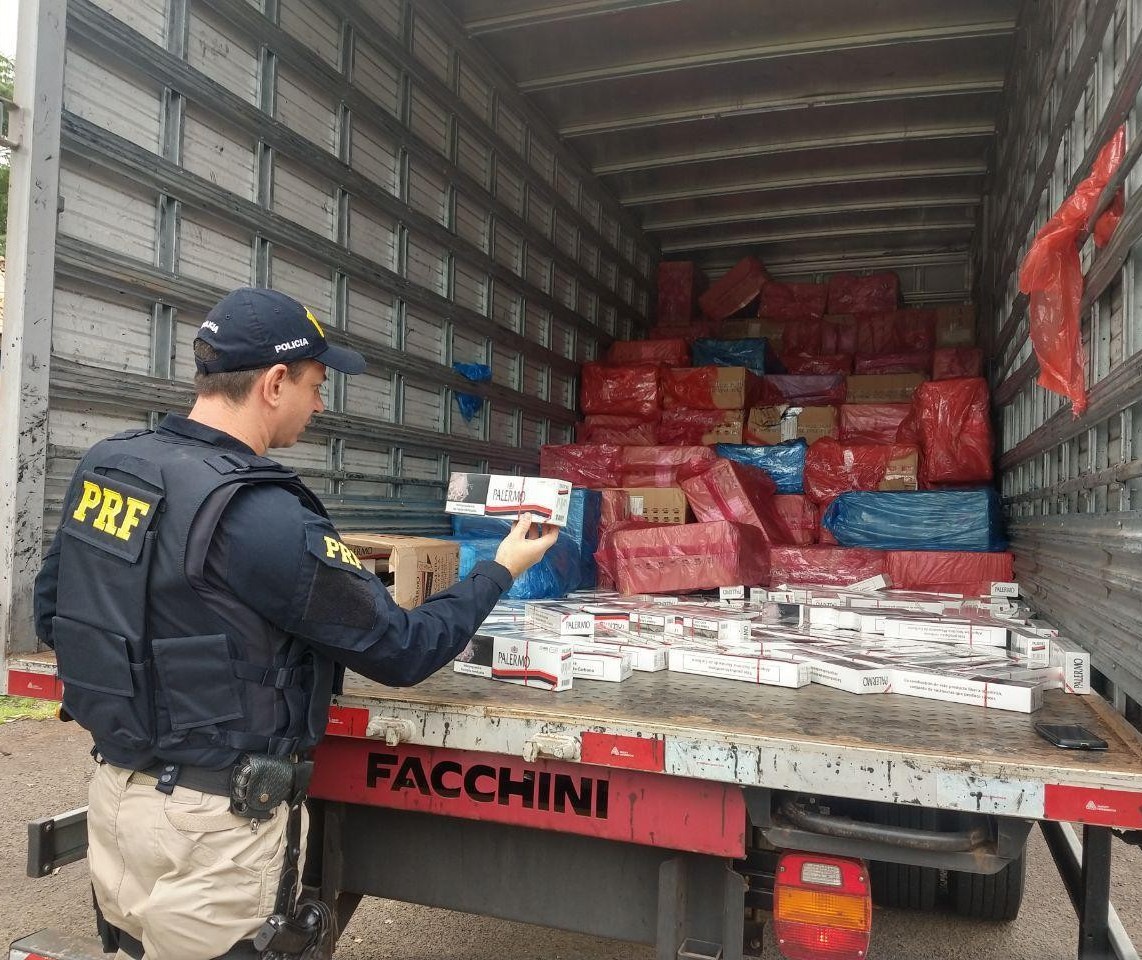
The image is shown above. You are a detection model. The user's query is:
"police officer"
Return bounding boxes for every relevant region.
[33,287,559,960]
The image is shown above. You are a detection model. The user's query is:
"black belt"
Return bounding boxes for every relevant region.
[137,761,234,796]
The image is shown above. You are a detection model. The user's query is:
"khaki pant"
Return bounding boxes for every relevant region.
[88,762,306,960]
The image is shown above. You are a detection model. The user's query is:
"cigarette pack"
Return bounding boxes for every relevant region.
[668,647,811,688]
[453,630,574,691]
[446,473,572,526]
[1050,638,1092,695]
[524,602,595,636]
[1006,629,1051,668]
[570,643,634,682]
[890,668,1043,713]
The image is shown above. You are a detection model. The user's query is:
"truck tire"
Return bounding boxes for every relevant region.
[947,852,1026,921]
[867,806,940,911]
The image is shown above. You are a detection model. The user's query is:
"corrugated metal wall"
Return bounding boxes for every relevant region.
[983,0,1142,707]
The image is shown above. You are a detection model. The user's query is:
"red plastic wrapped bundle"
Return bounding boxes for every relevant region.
[662,366,762,410]
[769,546,886,587]
[679,458,793,544]
[854,351,932,376]
[818,525,839,546]
[700,256,771,321]
[540,444,623,488]
[657,261,705,325]
[759,282,828,321]
[781,319,825,355]
[822,316,858,353]
[898,378,993,485]
[855,310,936,354]
[826,272,901,314]
[605,338,690,366]
[609,521,771,595]
[803,438,919,504]
[580,362,662,417]
[579,415,658,446]
[885,551,1014,592]
[932,346,983,380]
[773,494,819,545]
[619,445,717,487]
[658,409,744,445]
[756,374,847,407]
[649,319,723,341]
[782,353,854,375]
[839,404,912,443]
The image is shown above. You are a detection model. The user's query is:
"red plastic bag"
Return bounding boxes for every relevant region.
[1019,126,1126,415]
[759,282,828,321]
[679,458,793,544]
[756,374,847,406]
[773,494,819,545]
[839,404,912,443]
[781,319,825,355]
[932,347,983,380]
[610,521,771,595]
[854,351,932,376]
[782,353,854,375]
[594,518,664,591]
[540,444,623,488]
[700,256,771,321]
[897,378,993,485]
[769,546,886,587]
[605,338,690,366]
[579,415,658,446]
[855,310,936,354]
[803,438,919,504]
[619,445,717,487]
[649,319,723,341]
[662,366,762,410]
[580,362,661,417]
[826,272,901,314]
[657,261,706,325]
[658,409,744,445]
[822,315,858,354]
[885,551,1014,592]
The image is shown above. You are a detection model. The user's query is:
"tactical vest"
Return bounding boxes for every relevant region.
[52,427,338,770]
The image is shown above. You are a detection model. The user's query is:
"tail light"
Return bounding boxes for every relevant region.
[773,852,871,960]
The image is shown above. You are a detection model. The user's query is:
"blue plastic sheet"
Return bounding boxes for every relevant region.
[454,534,582,600]
[450,489,601,589]
[452,362,492,422]
[691,338,784,374]
[714,439,808,494]
[822,489,1007,552]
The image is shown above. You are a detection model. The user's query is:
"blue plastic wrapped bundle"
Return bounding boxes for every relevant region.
[450,489,601,589]
[691,338,783,374]
[454,534,582,600]
[822,489,1007,552]
[714,439,808,494]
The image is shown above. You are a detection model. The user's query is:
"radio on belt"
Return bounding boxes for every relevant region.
[445,473,573,526]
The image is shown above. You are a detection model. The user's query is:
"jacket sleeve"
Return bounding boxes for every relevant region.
[33,527,64,648]
[214,485,513,686]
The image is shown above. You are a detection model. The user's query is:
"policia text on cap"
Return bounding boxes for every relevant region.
[33,288,559,960]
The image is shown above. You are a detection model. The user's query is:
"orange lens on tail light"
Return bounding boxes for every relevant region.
[774,852,872,960]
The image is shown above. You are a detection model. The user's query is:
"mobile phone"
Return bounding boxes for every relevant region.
[1034,722,1108,750]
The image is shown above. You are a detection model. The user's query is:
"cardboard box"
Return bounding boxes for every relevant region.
[746,405,838,444]
[845,373,926,403]
[668,647,811,688]
[614,487,689,524]
[445,473,572,526]
[453,630,574,691]
[525,602,596,636]
[659,409,745,445]
[722,318,785,343]
[881,448,920,490]
[935,305,977,347]
[341,534,459,609]
[570,643,634,682]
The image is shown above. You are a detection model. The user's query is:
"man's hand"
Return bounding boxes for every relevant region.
[494,514,561,579]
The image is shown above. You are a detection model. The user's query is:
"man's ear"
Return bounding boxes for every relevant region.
[261,364,290,407]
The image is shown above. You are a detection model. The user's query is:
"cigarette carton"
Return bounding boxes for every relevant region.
[589,629,670,671]
[988,581,1020,598]
[664,605,760,645]
[881,615,1008,648]
[720,585,747,600]
[804,654,896,694]
[571,644,634,682]
[890,668,1043,713]
[453,630,574,691]
[525,602,595,636]
[1050,638,1092,695]
[1007,629,1051,668]
[668,647,811,688]
[446,473,572,526]
[848,573,893,592]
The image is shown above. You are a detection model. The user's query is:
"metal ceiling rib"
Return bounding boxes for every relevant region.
[442,0,1018,275]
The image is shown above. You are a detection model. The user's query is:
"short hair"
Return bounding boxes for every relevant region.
[192,339,307,403]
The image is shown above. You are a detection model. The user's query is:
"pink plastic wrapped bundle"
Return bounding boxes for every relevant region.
[759,282,828,321]
[579,415,658,446]
[802,438,919,504]
[756,374,847,406]
[821,316,858,354]
[609,521,771,595]
[657,261,706,325]
[700,257,771,321]
[605,338,690,366]
[782,353,854,375]
[854,351,932,376]
[662,366,763,410]
[619,445,717,487]
[781,319,825,355]
[773,495,820,545]
[581,362,662,418]
[855,310,936,354]
[897,378,993,485]
[885,551,1014,593]
[657,409,744,445]
[540,444,623,488]
[769,546,887,587]
[932,347,984,380]
[826,272,901,314]
[838,404,912,443]
[679,458,793,544]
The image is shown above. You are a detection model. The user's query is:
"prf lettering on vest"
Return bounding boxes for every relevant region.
[72,480,152,541]
[324,535,363,570]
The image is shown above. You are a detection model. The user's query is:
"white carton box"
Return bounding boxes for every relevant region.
[453,631,574,691]
[890,668,1042,713]
[987,581,1020,598]
[1050,638,1092,695]
[668,647,811,688]
[664,605,760,645]
[720,585,747,600]
[803,654,896,694]
[571,644,634,682]
[445,473,572,526]
[847,573,893,592]
[629,609,675,640]
[881,614,1008,648]
[589,630,669,672]
[524,602,595,636]
[1007,628,1051,668]
[579,604,633,633]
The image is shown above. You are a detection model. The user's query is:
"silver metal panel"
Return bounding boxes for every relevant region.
[90,0,166,44]
[406,157,449,224]
[408,83,451,157]
[58,164,157,262]
[273,158,336,238]
[275,65,337,150]
[278,0,341,68]
[352,37,402,119]
[405,233,448,295]
[64,49,161,153]
[271,248,334,318]
[187,6,259,105]
[453,258,489,315]
[455,123,492,187]
[411,12,452,84]
[350,117,400,196]
[347,198,399,270]
[182,107,257,201]
[344,281,395,342]
[52,286,154,375]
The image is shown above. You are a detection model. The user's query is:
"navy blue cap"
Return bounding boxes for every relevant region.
[195,287,366,375]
